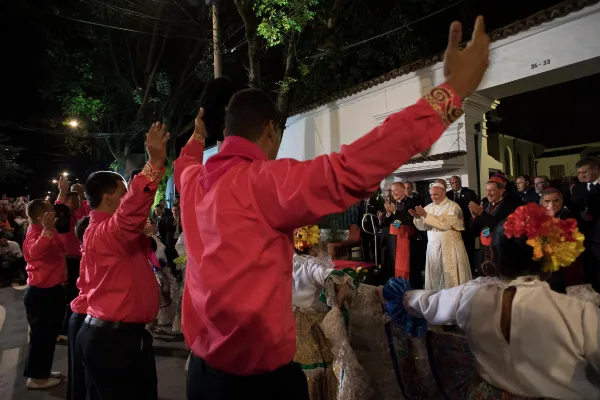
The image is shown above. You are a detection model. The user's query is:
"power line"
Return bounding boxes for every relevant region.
[306,0,468,59]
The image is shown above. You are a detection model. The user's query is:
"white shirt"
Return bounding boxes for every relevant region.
[405,277,600,399]
[292,253,334,311]
[588,177,600,191]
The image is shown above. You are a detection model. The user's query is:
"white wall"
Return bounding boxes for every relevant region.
[536,154,581,179]
[497,135,544,178]
[278,3,600,164]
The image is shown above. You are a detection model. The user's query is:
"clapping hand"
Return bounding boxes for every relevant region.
[468,201,483,217]
[39,212,57,231]
[408,209,417,217]
[414,206,427,218]
[146,122,170,169]
[443,16,490,99]
[384,202,396,215]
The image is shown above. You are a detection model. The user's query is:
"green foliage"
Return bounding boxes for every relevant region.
[255,0,322,46]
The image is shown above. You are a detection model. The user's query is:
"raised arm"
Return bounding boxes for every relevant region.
[102,123,168,243]
[253,16,489,231]
[255,86,462,231]
[174,109,206,194]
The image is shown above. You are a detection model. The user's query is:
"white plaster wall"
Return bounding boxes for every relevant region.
[203,146,218,165]
[280,3,600,164]
[497,136,544,178]
[536,154,580,178]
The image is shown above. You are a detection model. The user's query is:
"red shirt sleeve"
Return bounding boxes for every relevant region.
[27,229,57,259]
[101,163,165,243]
[251,84,463,231]
[174,135,205,193]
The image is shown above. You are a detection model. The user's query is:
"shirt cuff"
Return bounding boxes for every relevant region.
[41,229,54,238]
[140,162,166,184]
[423,84,463,128]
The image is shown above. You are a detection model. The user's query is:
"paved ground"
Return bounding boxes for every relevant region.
[0,286,188,399]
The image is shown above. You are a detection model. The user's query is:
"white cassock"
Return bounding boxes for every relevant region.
[413,197,471,290]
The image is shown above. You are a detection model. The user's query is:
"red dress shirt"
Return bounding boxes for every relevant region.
[81,167,162,323]
[75,200,91,221]
[71,245,88,314]
[175,84,463,375]
[55,199,82,257]
[24,225,66,288]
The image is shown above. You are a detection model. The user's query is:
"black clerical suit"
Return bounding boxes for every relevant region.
[470,194,523,276]
[518,187,540,204]
[447,187,479,275]
[570,182,600,290]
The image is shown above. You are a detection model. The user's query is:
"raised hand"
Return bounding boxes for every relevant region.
[193,108,207,139]
[408,209,417,217]
[443,16,490,99]
[58,175,69,194]
[146,122,170,169]
[468,201,483,217]
[39,211,57,231]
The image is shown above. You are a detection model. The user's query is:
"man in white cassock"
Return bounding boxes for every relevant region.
[409,181,471,290]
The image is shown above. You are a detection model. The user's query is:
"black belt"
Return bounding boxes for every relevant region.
[84,315,146,330]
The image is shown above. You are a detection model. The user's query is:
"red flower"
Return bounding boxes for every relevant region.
[504,204,552,239]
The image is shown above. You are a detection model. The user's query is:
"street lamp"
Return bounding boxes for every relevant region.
[68,120,79,128]
[62,171,69,177]
[52,180,58,184]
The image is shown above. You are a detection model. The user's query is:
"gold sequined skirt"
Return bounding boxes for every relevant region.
[294,308,338,400]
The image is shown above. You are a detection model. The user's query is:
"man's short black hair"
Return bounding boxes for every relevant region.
[155,204,163,209]
[225,89,281,141]
[576,156,599,169]
[75,216,90,243]
[26,199,49,221]
[85,171,125,210]
[517,175,531,183]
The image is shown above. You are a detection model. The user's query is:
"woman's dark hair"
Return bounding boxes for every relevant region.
[491,222,542,278]
[75,216,91,243]
[200,77,237,142]
[225,89,281,142]
[85,171,125,209]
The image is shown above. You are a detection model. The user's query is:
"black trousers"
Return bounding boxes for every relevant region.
[187,355,309,400]
[62,257,81,335]
[76,322,158,400]
[23,285,66,379]
[67,312,86,400]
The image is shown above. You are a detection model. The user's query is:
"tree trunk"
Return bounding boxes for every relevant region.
[234,0,262,88]
[275,34,298,133]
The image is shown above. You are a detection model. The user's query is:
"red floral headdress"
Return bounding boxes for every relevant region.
[503,203,585,272]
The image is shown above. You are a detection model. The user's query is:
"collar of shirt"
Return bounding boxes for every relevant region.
[218,136,268,162]
[89,210,113,224]
[588,178,600,189]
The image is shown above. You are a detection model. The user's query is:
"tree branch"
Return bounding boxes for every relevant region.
[137,30,169,122]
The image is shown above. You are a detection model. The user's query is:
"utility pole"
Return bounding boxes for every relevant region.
[206,0,223,150]
[210,1,222,78]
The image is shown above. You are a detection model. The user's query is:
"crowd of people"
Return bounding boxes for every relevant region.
[7,15,600,400]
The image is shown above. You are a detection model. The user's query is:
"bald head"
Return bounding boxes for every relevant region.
[71,183,85,201]
[391,182,406,201]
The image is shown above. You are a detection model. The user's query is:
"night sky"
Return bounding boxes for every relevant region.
[1,0,595,198]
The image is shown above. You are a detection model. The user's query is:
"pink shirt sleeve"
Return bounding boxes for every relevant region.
[101,163,164,243]
[251,84,463,231]
[174,136,205,193]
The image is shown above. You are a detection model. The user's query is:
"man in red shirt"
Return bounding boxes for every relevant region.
[70,183,92,220]
[67,215,91,400]
[176,18,489,399]
[56,179,83,339]
[23,200,67,390]
[75,123,168,400]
